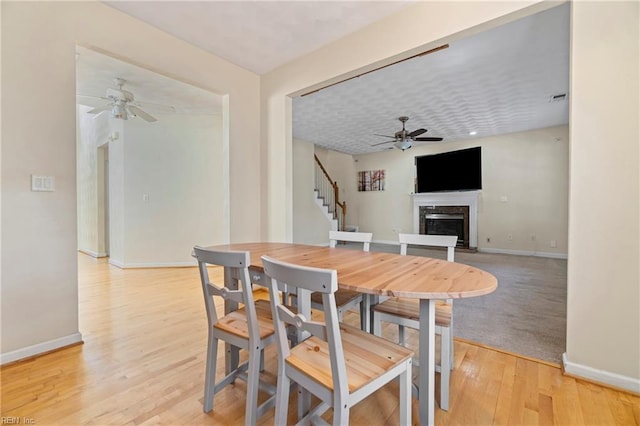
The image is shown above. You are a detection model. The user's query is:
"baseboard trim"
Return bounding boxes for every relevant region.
[78,249,108,258]
[562,352,640,394]
[109,259,196,269]
[479,247,568,259]
[108,258,125,268]
[1,332,84,365]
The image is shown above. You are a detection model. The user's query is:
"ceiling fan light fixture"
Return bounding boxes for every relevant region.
[394,139,413,151]
[111,103,128,120]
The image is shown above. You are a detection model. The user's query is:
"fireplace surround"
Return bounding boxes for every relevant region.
[412,191,479,249]
[420,205,469,248]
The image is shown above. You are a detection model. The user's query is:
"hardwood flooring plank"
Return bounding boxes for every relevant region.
[1,254,638,426]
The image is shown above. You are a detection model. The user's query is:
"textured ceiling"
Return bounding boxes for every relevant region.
[293,3,570,155]
[76,46,222,116]
[104,1,412,75]
[89,2,568,153]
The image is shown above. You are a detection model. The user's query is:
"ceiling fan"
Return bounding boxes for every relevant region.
[373,116,443,151]
[81,78,160,122]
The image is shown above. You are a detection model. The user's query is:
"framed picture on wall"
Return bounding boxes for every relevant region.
[358,169,385,191]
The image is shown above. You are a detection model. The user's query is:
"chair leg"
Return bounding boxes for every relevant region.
[359,300,367,331]
[244,345,261,425]
[372,311,382,336]
[260,349,265,372]
[398,325,406,346]
[333,402,349,426]
[440,327,451,411]
[203,333,218,413]
[399,360,412,425]
[450,317,455,370]
[275,373,291,425]
[298,386,311,420]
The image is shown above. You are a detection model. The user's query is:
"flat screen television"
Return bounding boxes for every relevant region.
[415,147,482,193]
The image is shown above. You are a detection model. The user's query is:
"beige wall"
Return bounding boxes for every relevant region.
[349,126,569,256]
[292,139,332,245]
[1,1,260,359]
[567,1,639,381]
[261,1,548,242]
[263,1,639,388]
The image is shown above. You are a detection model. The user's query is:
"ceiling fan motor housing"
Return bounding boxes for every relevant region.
[106,88,134,102]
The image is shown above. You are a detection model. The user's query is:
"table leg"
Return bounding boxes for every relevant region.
[419,299,435,426]
[224,266,239,374]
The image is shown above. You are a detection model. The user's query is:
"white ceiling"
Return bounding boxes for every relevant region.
[293,3,570,155]
[104,1,413,75]
[92,1,568,154]
[76,46,222,116]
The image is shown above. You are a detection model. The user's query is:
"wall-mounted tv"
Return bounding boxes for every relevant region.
[415,147,482,193]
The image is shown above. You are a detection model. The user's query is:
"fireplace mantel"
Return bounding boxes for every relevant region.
[412,191,480,249]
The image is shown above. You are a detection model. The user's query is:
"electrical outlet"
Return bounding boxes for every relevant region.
[531,234,536,241]
[507,233,513,241]
[550,240,557,248]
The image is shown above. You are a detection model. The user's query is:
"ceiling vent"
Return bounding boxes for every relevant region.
[549,93,567,102]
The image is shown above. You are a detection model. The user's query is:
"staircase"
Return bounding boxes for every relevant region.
[314,154,346,232]
[313,190,338,231]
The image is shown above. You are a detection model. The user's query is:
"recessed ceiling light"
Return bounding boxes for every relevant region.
[469,131,477,136]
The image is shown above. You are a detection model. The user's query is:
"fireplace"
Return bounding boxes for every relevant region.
[412,191,479,250]
[419,206,469,248]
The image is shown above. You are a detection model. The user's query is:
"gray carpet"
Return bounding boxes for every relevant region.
[358,242,567,364]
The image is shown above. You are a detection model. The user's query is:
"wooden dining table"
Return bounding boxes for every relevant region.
[207,242,497,425]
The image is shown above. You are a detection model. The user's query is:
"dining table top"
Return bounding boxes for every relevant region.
[206,242,497,300]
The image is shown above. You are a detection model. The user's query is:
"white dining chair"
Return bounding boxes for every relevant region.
[371,233,458,411]
[261,255,413,425]
[193,246,276,424]
[312,230,373,330]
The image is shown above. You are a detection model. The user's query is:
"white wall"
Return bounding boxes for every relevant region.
[120,113,223,266]
[107,120,126,266]
[262,1,639,390]
[79,111,224,267]
[1,1,260,361]
[566,1,639,387]
[77,105,111,257]
[349,126,569,256]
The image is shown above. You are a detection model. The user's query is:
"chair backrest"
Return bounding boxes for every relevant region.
[397,233,457,261]
[261,255,349,399]
[193,246,260,343]
[329,230,373,252]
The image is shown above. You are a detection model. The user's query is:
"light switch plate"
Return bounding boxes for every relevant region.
[31,175,55,192]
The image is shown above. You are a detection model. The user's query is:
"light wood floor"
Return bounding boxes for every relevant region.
[1,254,638,425]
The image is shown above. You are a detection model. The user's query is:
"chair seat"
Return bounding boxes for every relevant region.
[311,288,362,307]
[373,298,452,327]
[214,299,275,339]
[286,324,413,393]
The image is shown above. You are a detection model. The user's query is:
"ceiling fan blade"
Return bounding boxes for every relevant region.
[414,137,444,142]
[132,100,176,114]
[374,134,397,139]
[87,104,112,114]
[371,140,396,146]
[128,105,157,122]
[408,128,427,137]
[77,94,110,101]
